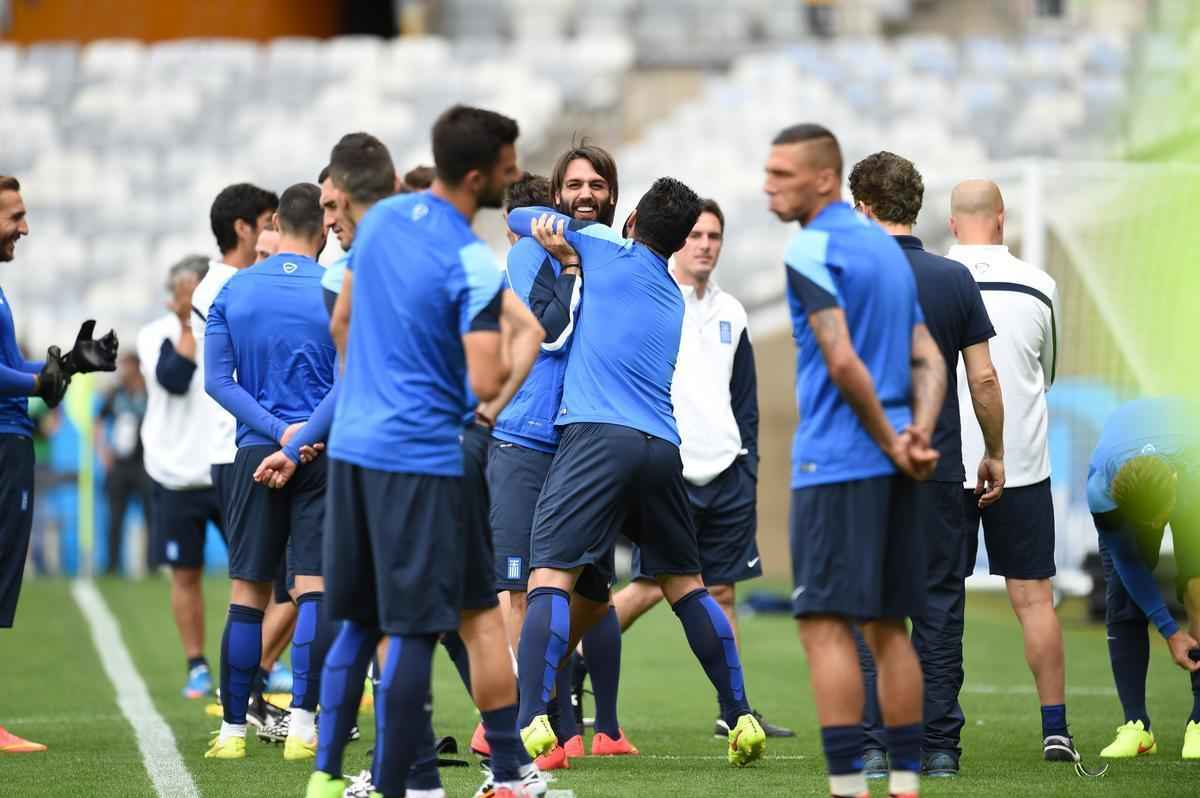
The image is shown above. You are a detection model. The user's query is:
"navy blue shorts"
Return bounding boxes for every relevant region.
[631,456,761,586]
[790,474,926,620]
[532,422,701,603]
[487,440,553,591]
[0,435,34,629]
[964,478,1056,580]
[324,457,464,635]
[460,423,499,612]
[224,445,327,584]
[154,483,224,569]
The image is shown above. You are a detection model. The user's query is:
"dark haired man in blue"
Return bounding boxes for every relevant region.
[203,182,336,763]
[1086,398,1200,761]
[304,107,541,798]
[765,125,946,798]
[508,176,767,770]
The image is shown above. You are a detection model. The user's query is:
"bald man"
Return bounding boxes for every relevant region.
[947,180,1070,760]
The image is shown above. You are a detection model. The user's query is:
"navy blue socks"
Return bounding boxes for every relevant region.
[1106,619,1151,728]
[554,657,579,741]
[373,634,437,798]
[821,724,865,797]
[517,587,570,728]
[583,606,622,739]
[220,604,263,725]
[1041,703,1068,738]
[885,723,922,795]
[671,588,750,728]
[316,621,377,778]
[292,592,333,713]
[483,704,528,783]
[1191,650,1200,723]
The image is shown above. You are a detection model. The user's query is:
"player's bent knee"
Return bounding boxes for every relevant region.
[229,578,273,610]
[528,566,579,593]
[171,566,203,588]
[292,574,324,596]
[659,573,704,605]
[708,583,736,610]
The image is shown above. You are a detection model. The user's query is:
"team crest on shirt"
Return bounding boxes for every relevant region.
[1141,443,1158,455]
[719,320,732,344]
[507,557,523,581]
[412,203,429,222]
[282,261,298,274]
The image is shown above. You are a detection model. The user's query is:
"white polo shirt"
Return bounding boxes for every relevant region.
[947,244,1058,488]
[671,275,753,486]
[137,313,214,490]
[189,259,239,467]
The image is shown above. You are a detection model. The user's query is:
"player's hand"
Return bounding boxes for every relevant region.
[279,422,303,448]
[34,346,71,408]
[61,320,119,375]
[1166,631,1200,671]
[892,427,938,481]
[975,456,1006,508]
[253,450,298,489]
[532,213,580,267]
[298,443,324,464]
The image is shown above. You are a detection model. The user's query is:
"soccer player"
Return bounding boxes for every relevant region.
[1086,398,1200,760]
[609,198,794,740]
[508,177,768,770]
[849,152,1012,776]
[95,352,151,575]
[256,228,280,263]
[1,174,118,753]
[488,145,636,765]
[137,255,228,697]
[947,179,1072,759]
[203,183,336,762]
[303,108,539,798]
[764,125,945,798]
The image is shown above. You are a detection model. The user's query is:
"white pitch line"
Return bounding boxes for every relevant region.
[72,580,200,798]
[963,684,1117,697]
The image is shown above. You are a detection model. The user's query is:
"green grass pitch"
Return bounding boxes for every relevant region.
[3,577,1197,796]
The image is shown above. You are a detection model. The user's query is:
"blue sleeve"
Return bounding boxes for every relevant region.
[458,242,505,336]
[506,206,626,258]
[0,363,35,397]
[282,381,340,464]
[203,290,287,443]
[731,328,758,467]
[155,339,196,395]
[784,230,839,313]
[507,242,581,355]
[20,358,43,373]
[1100,526,1180,639]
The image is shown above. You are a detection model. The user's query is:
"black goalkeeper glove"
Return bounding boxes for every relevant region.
[34,346,71,408]
[61,320,119,375]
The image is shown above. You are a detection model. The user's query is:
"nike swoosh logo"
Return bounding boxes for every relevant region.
[747,557,760,568]
[1137,743,1153,754]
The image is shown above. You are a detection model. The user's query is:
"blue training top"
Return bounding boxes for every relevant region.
[492,236,582,453]
[0,285,42,437]
[507,206,682,445]
[783,201,925,489]
[329,191,504,476]
[204,253,336,448]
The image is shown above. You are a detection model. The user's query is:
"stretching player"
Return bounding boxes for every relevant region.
[1,174,118,753]
[488,145,636,766]
[610,198,794,740]
[509,177,767,769]
[304,108,539,798]
[947,180,1072,759]
[765,125,945,798]
[203,183,336,762]
[1086,398,1200,760]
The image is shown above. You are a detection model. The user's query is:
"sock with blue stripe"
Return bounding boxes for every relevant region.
[315,621,377,778]
[1106,618,1151,728]
[406,705,443,792]
[517,587,570,729]
[373,634,437,798]
[1041,703,1068,738]
[220,604,263,726]
[292,592,333,713]
[583,606,623,739]
[483,703,529,782]
[441,630,472,695]
[886,723,922,795]
[554,657,579,741]
[672,588,750,728]
[821,724,866,797]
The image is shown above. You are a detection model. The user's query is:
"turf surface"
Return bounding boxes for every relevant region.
[3,576,1197,796]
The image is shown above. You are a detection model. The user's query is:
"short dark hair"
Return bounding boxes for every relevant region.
[634,177,703,256]
[772,123,844,178]
[276,183,324,240]
[550,141,619,225]
[317,165,330,184]
[504,173,553,212]
[329,132,396,206]
[431,105,519,187]
[0,176,19,193]
[848,151,924,226]
[209,183,278,254]
[697,198,724,232]
[402,165,436,192]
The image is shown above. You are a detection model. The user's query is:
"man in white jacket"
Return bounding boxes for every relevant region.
[611,199,793,738]
[947,179,1071,759]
